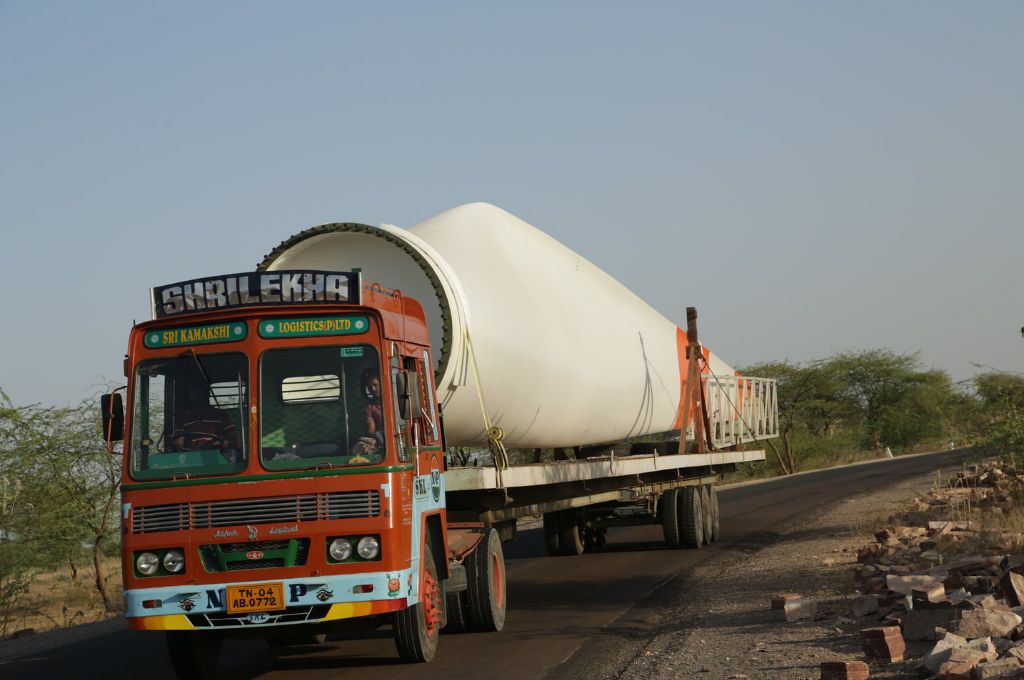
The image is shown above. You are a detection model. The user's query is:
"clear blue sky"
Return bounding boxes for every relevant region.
[1,2,1021,405]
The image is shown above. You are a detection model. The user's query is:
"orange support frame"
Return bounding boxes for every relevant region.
[676,307,714,455]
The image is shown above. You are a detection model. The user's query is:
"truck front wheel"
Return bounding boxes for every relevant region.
[394,539,442,662]
[165,631,222,679]
[465,528,506,631]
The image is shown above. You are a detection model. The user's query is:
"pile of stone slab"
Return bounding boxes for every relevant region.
[841,461,1024,679]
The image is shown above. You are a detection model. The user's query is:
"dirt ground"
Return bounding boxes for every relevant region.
[619,472,946,680]
[6,557,121,637]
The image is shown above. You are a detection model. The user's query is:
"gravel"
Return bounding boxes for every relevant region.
[612,473,944,680]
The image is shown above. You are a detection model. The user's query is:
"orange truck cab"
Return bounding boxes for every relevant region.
[102,270,504,678]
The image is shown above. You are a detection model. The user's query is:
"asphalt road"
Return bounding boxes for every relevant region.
[1,448,980,680]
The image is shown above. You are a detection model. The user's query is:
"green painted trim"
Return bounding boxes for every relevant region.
[125,464,414,491]
[258,315,369,338]
[143,322,248,348]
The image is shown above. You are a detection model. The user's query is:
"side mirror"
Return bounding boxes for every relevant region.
[405,371,424,420]
[395,370,424,421]
[101,393,124,443]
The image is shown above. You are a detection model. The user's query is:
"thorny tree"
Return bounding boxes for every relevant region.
[2,392,122,613]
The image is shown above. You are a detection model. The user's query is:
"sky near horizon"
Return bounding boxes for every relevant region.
[1,2,1021,406]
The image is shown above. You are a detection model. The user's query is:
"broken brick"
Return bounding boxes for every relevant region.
[858,544,882,563]
[1003,571,1024,608]
[973,657,1024,679]
[912,583,947,605]
[820,660,870,680]
[771,593,802,610]
[860,626,905,663]
[954,610,1022,639]
[784,598,818,622]
[936,647,989,678]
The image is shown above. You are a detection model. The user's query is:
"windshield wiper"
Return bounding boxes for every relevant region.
[183,349,224,408]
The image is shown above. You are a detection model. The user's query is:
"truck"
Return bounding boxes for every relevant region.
[101,203,778,678]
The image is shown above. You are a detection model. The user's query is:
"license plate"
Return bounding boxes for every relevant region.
[226,583,286,614]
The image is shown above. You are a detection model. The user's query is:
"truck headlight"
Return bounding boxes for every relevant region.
[357,536,380,560]
[137,552,160,576]
[329,538,352,562]
[163,550,185,573]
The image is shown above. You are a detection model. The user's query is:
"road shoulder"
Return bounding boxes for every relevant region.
[547,471,944,680]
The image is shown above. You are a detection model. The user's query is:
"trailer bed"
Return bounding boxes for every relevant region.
[447,450,765,491]
[444,450,765,524]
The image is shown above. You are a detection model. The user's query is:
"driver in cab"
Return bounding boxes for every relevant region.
[171,384,238,454]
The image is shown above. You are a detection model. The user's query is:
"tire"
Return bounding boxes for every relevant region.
[543,512,561,556]
[700,485,714,545]
[165,631,222,679]
[661,489,681,547]
[709,486,720,542]
[394,539,442,662]
[583,525,605,552]
[558,509,584,556]
[442,590,470,634]
[679,486,704,549]
[464,528,507,631]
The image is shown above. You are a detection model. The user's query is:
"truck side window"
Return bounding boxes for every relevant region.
[411,355,438,445]
[391,354,409,461]
[423,350,441,445]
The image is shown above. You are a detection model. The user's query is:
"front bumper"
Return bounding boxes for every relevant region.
[125,569,416,630]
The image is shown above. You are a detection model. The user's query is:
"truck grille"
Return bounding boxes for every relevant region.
[192,495,319,528]
[324,490,381,519]
[199,538,310,573]
[131,491,380,534]
[132,503,190,533]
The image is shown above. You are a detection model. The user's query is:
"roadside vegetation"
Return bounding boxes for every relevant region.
[740,349,1024,477]
[0,391,121,638]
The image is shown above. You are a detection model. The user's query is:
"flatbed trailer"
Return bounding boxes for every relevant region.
[445,449,765,554]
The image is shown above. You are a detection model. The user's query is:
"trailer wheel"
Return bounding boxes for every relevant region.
[583,526,600,553]
[542,512,561,556]
[558,509,584,556]
[442,590,470,634]
[700,485,714,545]
[166,631,222,679]
[661,489,681,547]
[709,486,720,542]
[679,486,704,549]
[465,528,506,631]
[583,526,606,552]
[394,539,442,662]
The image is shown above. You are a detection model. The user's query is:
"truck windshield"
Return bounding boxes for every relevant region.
[130,352,249,480]
[260,344,385,470]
